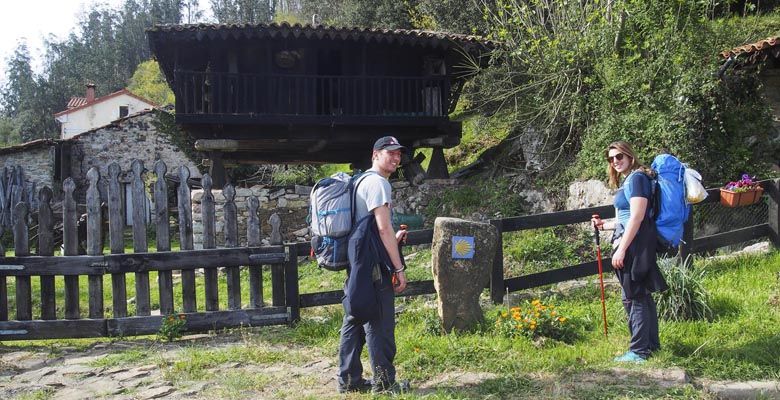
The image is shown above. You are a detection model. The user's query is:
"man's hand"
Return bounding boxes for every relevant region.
[393,270,407,293]
[395,229,408,244]
[612,247,626,269]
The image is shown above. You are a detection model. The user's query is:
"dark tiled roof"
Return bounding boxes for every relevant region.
[67,97,88,109]
[720,36,780,66]
[147,22,497,50]
[0,139,58,156]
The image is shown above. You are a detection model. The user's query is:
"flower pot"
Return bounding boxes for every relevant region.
[719,187,764,207]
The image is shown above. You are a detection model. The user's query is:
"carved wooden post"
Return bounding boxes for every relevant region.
[223,184,241,310]
[13,202,31,320]
[177,166,196,312]
[154,160,174,315]
[269,213,285,307]
[86,167,104,319]
[107,162,127,317]
[247,196,263,308]
[38,187,56,320]
[285,243,300,324]
[131,160,151,316]
[63,178,80,319]
[202,174,219,311]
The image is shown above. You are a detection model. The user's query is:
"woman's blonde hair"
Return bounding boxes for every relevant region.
[605,141,654,188]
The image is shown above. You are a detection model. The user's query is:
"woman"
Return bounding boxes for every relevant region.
[591,141,668,362]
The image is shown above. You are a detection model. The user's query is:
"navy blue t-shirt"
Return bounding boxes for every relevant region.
[615,171,652,227]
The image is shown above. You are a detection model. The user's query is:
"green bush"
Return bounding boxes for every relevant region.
[503,228,587,275]
[656,257,714,322]
[423,177,523,222]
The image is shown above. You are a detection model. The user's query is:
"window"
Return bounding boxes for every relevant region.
[119,106,129,118]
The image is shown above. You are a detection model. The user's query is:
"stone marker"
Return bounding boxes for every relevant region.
[432,217,498,333]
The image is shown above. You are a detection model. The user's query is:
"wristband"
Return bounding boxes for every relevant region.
[394,265,406,273]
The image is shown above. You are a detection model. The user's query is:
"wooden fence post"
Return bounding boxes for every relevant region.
[284,243,300,324]
[223,184,241,310]
[201,174,219,311]
[63,178,80,319]
[269,213,285,307]
[13,202,32,320]
[130,160,151,316]
[489,219,505,304]
[153,161,174,315]
[107,162,127,318]
[247,196,263,309]
[86,167,104,319]
[769,178,780,248]
[37,187,56,320]
[177,166,196,313]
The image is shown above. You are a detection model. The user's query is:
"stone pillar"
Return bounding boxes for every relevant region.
[431,217,498,333]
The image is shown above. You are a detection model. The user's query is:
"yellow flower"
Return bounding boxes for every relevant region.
[414,347,420,353]
[534,312,541,318]
[551,311,557,316]
[510,307,521,312]
[532,300,541,306]
[558,317,567,323]
[512,314,521,321]
[501,312,508,318]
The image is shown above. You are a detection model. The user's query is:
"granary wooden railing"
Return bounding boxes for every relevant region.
[0,160,298,340]
[297,179,780,308]
[174,70,451,122]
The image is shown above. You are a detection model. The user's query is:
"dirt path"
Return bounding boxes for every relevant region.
[1,332,777,399]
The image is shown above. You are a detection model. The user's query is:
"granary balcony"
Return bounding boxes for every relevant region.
[173,70,454,126]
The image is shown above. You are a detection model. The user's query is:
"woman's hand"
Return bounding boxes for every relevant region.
[591,216,604,230]
[612,246,626,269]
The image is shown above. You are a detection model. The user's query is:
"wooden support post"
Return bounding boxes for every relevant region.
[427,147,450,179]
[284,244,300,324]
[489,219,505,304]
[208,152,227,189]
[269,213,285,307]
[768,178,780,248]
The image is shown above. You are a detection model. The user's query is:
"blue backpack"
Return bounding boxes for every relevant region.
[650,154,690,250]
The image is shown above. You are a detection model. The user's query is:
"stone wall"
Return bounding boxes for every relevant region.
[191,185,311,248]
[0,144,57,189]
[68,110,201,201]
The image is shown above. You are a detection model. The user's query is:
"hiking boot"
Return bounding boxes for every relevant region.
[614,351,647,363]
[337,378,373,393]
[371,379,411,395]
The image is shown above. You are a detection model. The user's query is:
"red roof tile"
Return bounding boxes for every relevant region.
[720,37,780,65]
[67,97,88,109]
[55,89,156,117]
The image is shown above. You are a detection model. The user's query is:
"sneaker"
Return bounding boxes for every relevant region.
[337,378,373,393]
[614,351,647,363]
[372,379,411,395]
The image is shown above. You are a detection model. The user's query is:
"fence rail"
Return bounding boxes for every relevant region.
[0,170,777,340]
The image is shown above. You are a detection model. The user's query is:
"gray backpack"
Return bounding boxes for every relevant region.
[309,171,373,271]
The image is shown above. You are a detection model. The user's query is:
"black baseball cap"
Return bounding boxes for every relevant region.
[373,136,406,151]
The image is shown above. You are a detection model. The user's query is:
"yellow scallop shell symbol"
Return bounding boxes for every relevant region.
[454,238,473,256]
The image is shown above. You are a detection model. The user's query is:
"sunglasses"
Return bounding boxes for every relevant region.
[606,153,626,163]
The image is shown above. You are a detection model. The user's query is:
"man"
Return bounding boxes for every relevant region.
[337,136,409,394]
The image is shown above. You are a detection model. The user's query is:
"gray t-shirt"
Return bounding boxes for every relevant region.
[354,169,392,222]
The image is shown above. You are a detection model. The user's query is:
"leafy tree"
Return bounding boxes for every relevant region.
[1,41,36,118]
[128,60,175,106]
[210,0,277,23]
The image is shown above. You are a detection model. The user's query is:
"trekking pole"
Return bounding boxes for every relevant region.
[592,214,609,337]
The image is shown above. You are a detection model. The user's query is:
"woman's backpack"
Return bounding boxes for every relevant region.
[650,154,690,251]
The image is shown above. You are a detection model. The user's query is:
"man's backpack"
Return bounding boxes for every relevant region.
[650,154,690,251]
[309,171,373,271]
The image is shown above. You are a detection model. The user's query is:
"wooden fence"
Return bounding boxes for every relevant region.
[0,169,777,341]
[0,160,297,340]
